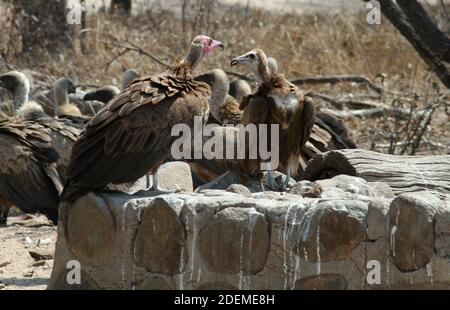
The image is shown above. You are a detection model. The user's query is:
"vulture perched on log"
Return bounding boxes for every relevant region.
[61,35,224,202]
[231,49,315,190]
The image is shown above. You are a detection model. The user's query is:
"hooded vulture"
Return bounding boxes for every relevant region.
[231,48,315,190]
[0,71,83,182]
[83,69,140,104]
[0,93,62,225]
[61,35,224,202]
[195,69,243,125]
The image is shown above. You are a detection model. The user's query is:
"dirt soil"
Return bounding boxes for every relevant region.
[0,214,57,290]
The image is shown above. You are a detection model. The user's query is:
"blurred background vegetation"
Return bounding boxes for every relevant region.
[0,0,449,155]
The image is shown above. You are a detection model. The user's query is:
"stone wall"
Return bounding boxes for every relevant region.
[48,174,450,290]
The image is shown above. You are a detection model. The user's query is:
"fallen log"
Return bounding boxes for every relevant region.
[303,149,450,198]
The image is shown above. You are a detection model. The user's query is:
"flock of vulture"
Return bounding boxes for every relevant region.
[0,35,356,226]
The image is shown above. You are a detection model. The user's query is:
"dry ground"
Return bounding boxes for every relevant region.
[0,214,56,290]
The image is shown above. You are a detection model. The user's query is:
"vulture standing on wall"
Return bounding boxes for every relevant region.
[231,48,315,190]
[61,35,224,202]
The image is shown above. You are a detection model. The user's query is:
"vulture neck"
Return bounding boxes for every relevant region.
[255,56,272,86]
[53,84,68,116]
[209,73,229,121]
[178,44,204,75]
[12,82,30,115]
[195,70,229,121]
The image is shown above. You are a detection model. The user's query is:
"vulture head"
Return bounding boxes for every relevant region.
[182,35,224,71]
[122,69,139,89]
[54,78,76,95]
[0,71,31,110]
[230,49,272,84]
[83,85,121,103]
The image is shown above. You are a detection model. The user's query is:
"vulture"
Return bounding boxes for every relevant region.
[0,74,64,225]
[186,60,356,187]
[0,118,62,225]
[267,56,356,170]
[83,69,140,107]
[83,85,120,104]
[32,77,78,116]
[229,79,252,101]
[195,69,243,125]
[0,71,82,182]
[61,35,224,202]
[231,49,315,190]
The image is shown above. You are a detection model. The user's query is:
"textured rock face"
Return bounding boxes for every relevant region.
[48,178,450,290]
[388,192,442,272]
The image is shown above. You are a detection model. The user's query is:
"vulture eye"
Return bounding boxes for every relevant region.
[249,54,256,60]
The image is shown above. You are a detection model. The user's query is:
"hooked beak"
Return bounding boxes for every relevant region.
[230,55,248,67]
[211,39,225,50]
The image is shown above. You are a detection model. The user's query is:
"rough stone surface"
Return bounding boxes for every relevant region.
[294,274,347,290]
[196,170,295,193]
[199,207,270,274]
[388,192,442,272]
[295,200,367,262]
[435,204,450,259]
[49,175,450,290]
[311,175,395,199]
[156,161,194,192]
[134,198,186,275]
[226,184,252,197]
[366,199,390,241]
[66,193,116,267]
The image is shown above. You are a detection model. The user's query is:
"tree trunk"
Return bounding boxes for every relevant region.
[362,0,450,89]
[303,149,450,199]
[13,0,72,53]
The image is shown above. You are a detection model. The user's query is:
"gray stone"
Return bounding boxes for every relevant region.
[196,170,295,193]
[49,270,101,290]
[289,180,312,193]
[226,184,252,197]
[66,194,116,267]
[199,207,270,274]
[366,199,390,241]
[435,205,450,258]
[294,274,347,290]
[156,161,194,192]
[388,192,442,272]
[134,198,186,275]
[296,200,367,262]
[50,188,450,290]
[136,274,174,290]
[312,175,395,199]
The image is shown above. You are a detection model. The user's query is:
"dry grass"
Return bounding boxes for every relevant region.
[2,1,449,155]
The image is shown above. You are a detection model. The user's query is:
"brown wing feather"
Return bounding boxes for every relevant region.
[62,72,210,202]
[0,118,62,223]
